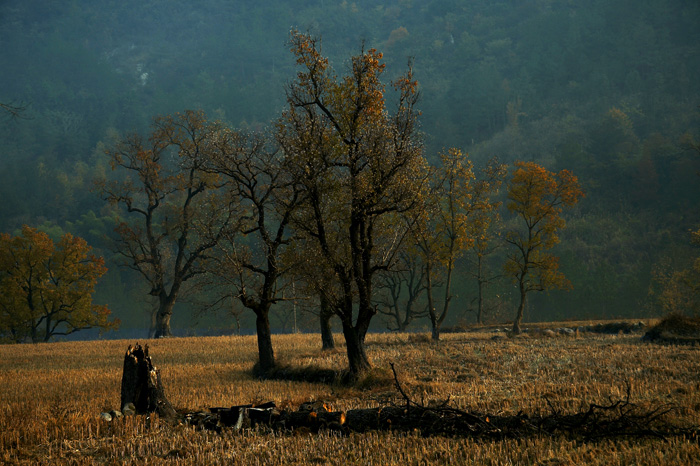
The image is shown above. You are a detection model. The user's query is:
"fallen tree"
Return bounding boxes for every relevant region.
[109,344,699,441]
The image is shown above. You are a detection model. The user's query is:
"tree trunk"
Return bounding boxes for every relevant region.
[431,319,440,341]
[154,299,174,338]
[120,343,177,421]
[433,258,455,341]
[477,281,484,325]
[425,262,440,342]
[342,321,371,380]
[148,306,158,339]
[476,255,484,325]
[319,295,335,350]
[512,283,526,335]
[255,309,276,375]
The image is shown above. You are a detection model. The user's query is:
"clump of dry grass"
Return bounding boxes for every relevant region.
[643,313,700,344]
[1,330,699,465]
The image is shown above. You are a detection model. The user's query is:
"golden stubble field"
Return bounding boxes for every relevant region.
[1,328,699,465]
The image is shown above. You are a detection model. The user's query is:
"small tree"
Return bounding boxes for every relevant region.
[411,150,505,340]
[0,226,117,343]
[504,161,584,334]
[376,250,428,331]
[464,159,507,324]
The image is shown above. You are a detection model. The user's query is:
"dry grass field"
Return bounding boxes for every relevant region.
[1,327,699,465]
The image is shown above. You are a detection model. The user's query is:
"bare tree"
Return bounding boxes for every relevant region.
[376,251,428,331]
[100,110,237,337]
[203,128,302,374]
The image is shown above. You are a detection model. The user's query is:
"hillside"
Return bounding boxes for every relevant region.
[0,0,699,333]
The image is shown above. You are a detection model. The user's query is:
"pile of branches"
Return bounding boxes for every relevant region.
[385,365,696,440]
[177,365,697,441]
[112,345,698,441]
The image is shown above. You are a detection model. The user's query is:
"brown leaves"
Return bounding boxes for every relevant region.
[505,161,583,293]
[0,226,116,342]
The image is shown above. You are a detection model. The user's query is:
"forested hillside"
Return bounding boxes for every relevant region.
[1,0,699,336]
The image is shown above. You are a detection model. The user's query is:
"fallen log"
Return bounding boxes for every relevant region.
[109,345,696,441]
[345,407,399,432]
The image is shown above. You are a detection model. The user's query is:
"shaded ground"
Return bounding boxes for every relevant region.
[643,314,700,344]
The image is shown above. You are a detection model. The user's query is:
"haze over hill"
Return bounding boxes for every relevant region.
[1,0,699,337]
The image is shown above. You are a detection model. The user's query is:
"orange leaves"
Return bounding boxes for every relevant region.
[410,149,504,284]
[505,161,583,295]
[287,31,390,140]
[507,161,583,233]
[0,226,115,342]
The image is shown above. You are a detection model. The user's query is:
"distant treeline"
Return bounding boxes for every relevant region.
[0,0,699,331]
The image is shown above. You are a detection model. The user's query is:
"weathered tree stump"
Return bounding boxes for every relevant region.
[120,343,178,421]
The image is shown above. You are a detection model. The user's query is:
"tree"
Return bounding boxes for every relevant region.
[376,250,427,331]
[464,212,504,325]
[203,128,301,375]
[464,159,508,324]
[410,150,505,340]
[504,161,584,334]
[279,32,426,378]
[100,110,236,338]
[0,226,117,343]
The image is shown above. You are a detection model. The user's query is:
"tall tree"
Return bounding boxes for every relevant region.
[0,226,117,343]
[203,128,301,375]
[505,161,584,334]
[279,32,426,378]
[464,159,508,324]
[100,110,236,338]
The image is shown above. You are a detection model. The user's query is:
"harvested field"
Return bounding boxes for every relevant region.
[1,330,699,465]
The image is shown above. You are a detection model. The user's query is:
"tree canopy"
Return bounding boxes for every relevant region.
[0,226,117,342]
[279,31,427,377]
[505,161,584,333]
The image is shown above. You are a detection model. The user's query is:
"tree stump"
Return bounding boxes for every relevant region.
[120,343,178,421]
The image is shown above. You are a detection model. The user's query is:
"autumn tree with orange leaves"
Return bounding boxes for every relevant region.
[0,226,117,343]
[505,161,584,334]
[409,149,506,341]
[279,31,426,378]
